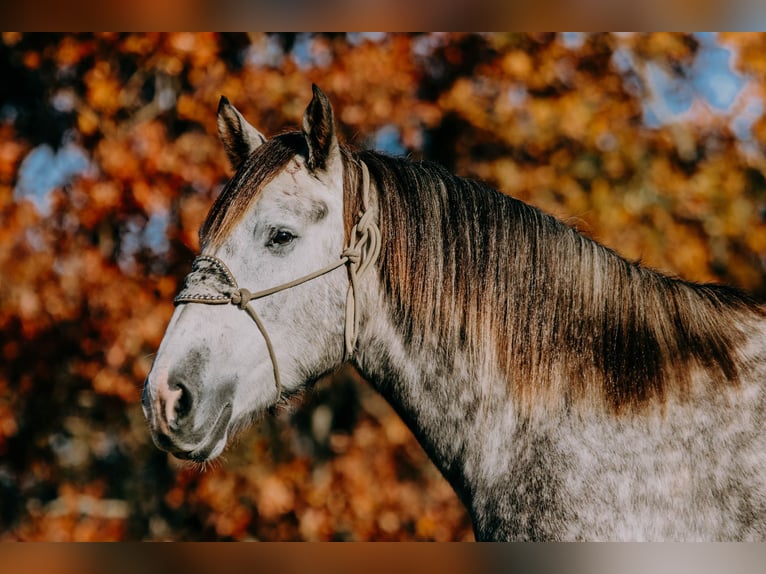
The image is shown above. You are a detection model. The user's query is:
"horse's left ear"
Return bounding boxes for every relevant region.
[302,84,340,175]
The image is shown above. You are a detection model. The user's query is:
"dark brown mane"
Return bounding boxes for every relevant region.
[344,150,764,414]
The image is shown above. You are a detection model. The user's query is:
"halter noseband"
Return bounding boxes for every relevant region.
[173,161,381,402]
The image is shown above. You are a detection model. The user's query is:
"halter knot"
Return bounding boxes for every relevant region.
[341,246,362,265]
[356,209,376,234]
[231,288,252,309]
[343,213,381,285]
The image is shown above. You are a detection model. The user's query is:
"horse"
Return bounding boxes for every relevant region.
[143,85,766,541]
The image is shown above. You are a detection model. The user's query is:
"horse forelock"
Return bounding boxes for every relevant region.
[200,132,307,249]
[349,150,764,415]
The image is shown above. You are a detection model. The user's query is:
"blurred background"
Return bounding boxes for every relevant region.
[1,32,766,541]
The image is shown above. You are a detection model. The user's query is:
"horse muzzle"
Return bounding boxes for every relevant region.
[142,376,233,462]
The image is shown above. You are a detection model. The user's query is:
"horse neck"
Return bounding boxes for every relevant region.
[345,156,524,501]
[353,287,513,503]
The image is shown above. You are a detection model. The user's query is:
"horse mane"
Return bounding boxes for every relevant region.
[201,130,763,414]
[345,150,764,414]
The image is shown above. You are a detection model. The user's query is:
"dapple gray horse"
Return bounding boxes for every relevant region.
[143,86,766,540]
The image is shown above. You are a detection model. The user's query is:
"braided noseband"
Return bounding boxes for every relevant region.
[173,161,381,402]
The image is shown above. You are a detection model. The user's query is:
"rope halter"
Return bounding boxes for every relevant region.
[173,161,381,402]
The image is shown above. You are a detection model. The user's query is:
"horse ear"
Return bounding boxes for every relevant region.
[217,96,266,170]
[302,84,340,174]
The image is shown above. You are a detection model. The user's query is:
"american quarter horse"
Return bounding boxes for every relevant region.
[143,85,766,540]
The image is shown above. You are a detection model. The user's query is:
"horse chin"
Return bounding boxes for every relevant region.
[156,403,233,463]
[172,437,227,463]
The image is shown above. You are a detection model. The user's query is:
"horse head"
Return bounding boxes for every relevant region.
[142,86,371,461]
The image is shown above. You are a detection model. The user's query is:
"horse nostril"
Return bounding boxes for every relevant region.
[174,383,193,422]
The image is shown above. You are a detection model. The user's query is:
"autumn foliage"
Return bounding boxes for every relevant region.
[1,33,765,540]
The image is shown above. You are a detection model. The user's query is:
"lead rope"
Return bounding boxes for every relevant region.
[183,160,380,403]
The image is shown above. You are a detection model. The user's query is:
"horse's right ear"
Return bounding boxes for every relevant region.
[217,96,266,170]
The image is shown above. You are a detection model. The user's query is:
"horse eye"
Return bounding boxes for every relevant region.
[270,229,295,247]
